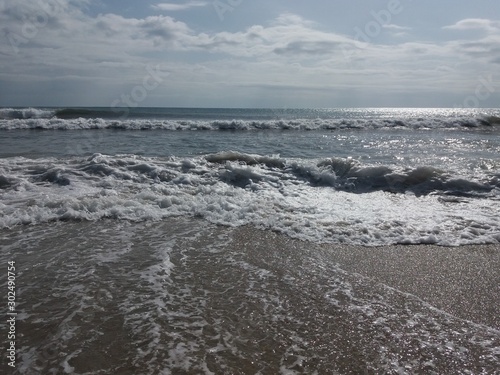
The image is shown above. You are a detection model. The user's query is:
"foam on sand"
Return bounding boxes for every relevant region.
[2,218,499,374]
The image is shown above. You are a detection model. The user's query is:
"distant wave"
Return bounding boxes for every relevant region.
[1,116,499,131]
[2,107,499,130]
[0,107,55,119]
[0,107,122,120]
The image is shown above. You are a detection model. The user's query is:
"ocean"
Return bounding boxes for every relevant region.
[0,107,499,374]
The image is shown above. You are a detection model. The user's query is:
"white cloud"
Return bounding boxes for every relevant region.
[272,13,317,27]
[442,19,500,65]
[382,24,412,38]
[186,14,357,58]
[152,1,209,12]
[383,24,411,31]
[444,19,500,33]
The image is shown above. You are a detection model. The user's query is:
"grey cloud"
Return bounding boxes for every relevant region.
[93,14,192,45]
[94,15,134,37]
[274,41,342,56]
[0,0,70,33]
[453,40,500,61]
[140,16,193,44]
[143,22,175,40]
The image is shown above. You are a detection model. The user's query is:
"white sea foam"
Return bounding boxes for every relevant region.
[0,153,499,246]
[0,115,497,131]
[0,107,55,120]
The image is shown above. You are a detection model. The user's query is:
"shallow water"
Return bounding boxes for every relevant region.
[1,219,499,374]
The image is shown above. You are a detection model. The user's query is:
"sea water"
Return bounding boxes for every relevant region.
[1,107,499,246]
[0,107,499,374]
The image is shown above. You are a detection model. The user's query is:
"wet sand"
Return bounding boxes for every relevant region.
[312,242,500,330]
[1,219,499,374]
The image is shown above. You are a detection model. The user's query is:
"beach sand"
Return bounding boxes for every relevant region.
[314,241,500,330]
[233,225,500,330]
[1,219,499,374]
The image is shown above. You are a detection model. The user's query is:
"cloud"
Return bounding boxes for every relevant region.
[382,24,412,38]
[187,14,357,58]
[444,19,500,33]
[152,1,208,11]
[0,1,194,81]
[449,38,500,63]
[383,24,411,31]
[273,41,343,56]
[272,13,317,27]
[140,15,193,41]
[0,2,499,107]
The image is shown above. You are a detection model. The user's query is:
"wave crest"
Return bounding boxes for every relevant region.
[0,108,55,120]
[1,116,498,131]
[0,153,498,245]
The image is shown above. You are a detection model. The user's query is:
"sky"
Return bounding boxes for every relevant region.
[0,0,499,108]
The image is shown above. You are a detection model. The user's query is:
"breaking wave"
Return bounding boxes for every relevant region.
[1,107,499,130]
[0,107,55,120]
[1,117,499,131]
[1,152,499,246]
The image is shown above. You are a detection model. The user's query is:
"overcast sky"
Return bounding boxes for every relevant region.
[0,0,499,108]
